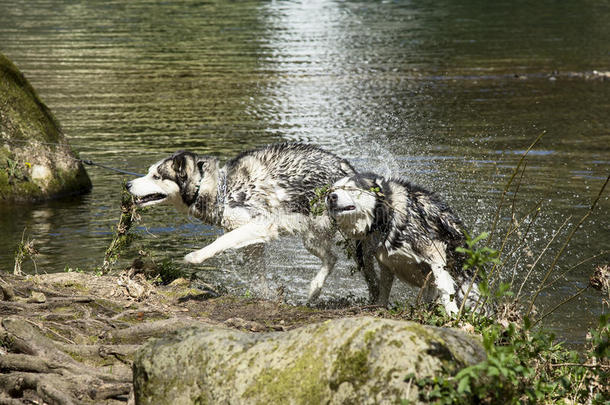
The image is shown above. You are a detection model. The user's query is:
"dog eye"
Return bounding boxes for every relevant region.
[152,174,161,180]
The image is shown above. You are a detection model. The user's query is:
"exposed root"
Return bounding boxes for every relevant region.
[0,272,206,404]
[0,271,396,404]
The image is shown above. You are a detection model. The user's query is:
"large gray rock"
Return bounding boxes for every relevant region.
[0,52,91,202]
[133,316,485,404]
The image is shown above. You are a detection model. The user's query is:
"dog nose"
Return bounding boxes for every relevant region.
[125,181,132,191]
[327,192,338,206]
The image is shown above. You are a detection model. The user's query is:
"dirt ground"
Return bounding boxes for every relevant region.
[0,270,398,404]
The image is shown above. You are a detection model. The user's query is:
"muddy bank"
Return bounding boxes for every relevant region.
[0,271,477,404]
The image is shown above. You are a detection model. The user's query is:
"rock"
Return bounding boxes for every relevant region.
[133,316,485,404]
[0,52,91,203]
[27,291,46,303]
[116,271,153,301]
[0,281,15,301]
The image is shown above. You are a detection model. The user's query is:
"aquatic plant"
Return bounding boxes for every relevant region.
[13,228,39,275]
[101,182,141,273]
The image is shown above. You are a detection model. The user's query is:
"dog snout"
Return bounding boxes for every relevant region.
[327,192,338,207]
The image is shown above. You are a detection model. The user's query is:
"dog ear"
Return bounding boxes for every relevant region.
[196,160,205,175]
[172,153,187,176]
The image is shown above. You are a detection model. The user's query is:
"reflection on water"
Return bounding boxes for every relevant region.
[0,0,608,344]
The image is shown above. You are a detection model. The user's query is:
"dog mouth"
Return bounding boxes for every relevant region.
[334,205,356,214]
[134,193,167,206]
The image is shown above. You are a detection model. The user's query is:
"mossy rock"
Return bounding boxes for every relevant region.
[133,316,486,404]
[0,52,91,202]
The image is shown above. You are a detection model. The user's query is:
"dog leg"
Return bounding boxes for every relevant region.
[184,221,279,264]
[303,233,337,303]
[356,240,380,304]
[376,263,395,307]
[424,244,459,315]
[430,260,458,315]
[430,263,459,315]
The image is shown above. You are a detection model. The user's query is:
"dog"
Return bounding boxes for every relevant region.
[126,142,357,302]
[326,172,482,315]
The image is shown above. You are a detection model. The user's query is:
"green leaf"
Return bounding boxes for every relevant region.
[471,232,489,245]
[523,316,532,330]
[457,376,471,394]
[487,366,500,377]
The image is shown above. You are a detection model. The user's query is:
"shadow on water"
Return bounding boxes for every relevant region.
[0,0,608,344]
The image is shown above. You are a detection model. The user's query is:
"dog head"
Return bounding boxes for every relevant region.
[126,151,220,215]
[326,173,381,238]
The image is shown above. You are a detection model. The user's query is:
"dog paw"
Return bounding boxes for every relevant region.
[184,252,207,264]
[307,283,323,303]
[443,300,459,316]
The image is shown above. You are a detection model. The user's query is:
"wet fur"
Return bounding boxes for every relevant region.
[127,143,357,302]
[327,172,482,315]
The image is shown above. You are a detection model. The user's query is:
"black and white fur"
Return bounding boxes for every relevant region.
[126,143,356,301]
[326,172,482,315]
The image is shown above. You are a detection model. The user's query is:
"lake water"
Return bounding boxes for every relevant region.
[0,0,608,345]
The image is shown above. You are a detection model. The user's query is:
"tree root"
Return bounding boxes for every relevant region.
[0,271,374,404]
[0,372,76,405]
[101,318,210,344]
[0,273,176,404]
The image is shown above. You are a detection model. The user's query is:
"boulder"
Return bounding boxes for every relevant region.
[0,52,91,202]
[133,316,485,404]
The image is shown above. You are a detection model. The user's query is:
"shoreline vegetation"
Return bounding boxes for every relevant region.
[0,14,608,400]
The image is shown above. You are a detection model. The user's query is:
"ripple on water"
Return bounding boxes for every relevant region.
[0,0,608,345]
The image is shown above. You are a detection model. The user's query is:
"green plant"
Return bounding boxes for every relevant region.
[5,158,21,179]
[14,228,39,275]
[309,185,330,216]
[406,314,609,404]
[454,231,501,320]
[154,258,187,285]
[399,218,609,404]
[456,232,501,276]
[102,182,141,273]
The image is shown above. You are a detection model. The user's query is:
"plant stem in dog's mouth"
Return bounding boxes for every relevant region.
[102,184,142,273]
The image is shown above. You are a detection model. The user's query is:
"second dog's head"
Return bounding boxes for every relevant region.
[326,173,382,239]
[126,151,220,216]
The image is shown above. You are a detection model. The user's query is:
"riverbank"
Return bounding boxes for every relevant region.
[0,266,607,404]
[0,270,453,404]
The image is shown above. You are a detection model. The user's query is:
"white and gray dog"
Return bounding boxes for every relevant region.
[326,172,482,315]
[126,142,358,302]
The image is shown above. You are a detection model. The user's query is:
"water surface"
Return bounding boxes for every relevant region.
[1,0,608,344]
